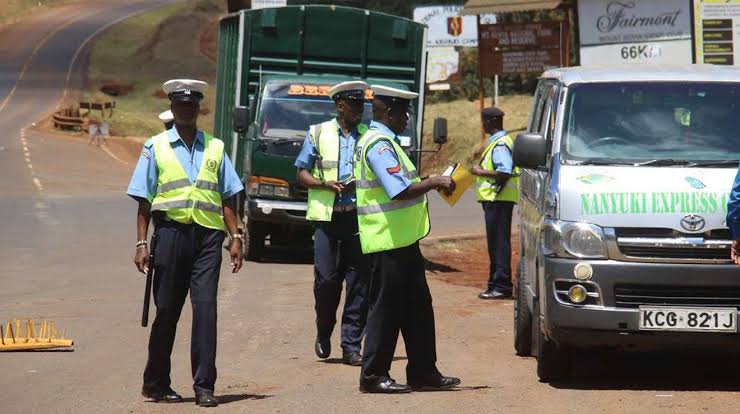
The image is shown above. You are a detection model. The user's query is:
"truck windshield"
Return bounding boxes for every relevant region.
[259,82,416,143]
[562,82,740,165]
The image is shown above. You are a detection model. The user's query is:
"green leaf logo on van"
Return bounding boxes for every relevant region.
[685,176,706,190]
[577,174,615,185]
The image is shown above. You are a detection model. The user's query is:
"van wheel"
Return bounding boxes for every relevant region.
[535,315,571,382]
[245,221,265,262]
[513,262,532,356]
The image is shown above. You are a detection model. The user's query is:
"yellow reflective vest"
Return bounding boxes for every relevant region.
[476,134,520,203]
[305,121,368,221]
[150,131,226,230]
[354,129,429,254]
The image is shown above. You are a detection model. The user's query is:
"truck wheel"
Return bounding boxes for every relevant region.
[244,222,265,262]
[535,314,571,382]
[513,261,532,356]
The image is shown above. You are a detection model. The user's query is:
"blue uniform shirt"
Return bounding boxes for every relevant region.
[487,130,513,174]
[294,118,359,206]
[126,128,244,202]
[365,121,412,200]
[727,167,740,239]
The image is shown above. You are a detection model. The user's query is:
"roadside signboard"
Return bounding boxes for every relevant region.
[426,47,460,90]
[414,5,480,47]
[251,0,286,9]
[578,0,692,65]
[478,21,564,76]
[693,0,740,65]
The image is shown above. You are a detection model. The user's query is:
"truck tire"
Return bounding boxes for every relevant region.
[245,221,265,262]
[513,261,532,356]
[535,313,571,382]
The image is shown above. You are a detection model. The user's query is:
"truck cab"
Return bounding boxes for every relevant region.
[514,65,740,382]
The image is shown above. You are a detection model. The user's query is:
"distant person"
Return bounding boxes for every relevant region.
[127,79,244,408]
[295,81,369,366]
[471,107,520,300]
[159,109,174,130]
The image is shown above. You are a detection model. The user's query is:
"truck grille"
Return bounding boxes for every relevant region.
[615,284,740,308]
[292,184,308,201]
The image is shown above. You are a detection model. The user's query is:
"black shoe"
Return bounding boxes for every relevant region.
[141,388,183,403]
[342,351,362,366]
[479,289,512,300]
[409,375,461,391]
[195,392,219,407]
[315,335,331,359]
[359,378,412,394]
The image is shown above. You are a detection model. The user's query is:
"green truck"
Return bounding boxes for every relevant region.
[213,5,433,261]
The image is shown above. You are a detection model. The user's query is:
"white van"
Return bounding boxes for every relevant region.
[513,65,740,382]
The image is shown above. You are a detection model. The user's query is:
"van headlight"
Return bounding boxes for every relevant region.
[542,220,607,259]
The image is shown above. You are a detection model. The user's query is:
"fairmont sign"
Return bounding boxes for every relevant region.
[578,0,691,46]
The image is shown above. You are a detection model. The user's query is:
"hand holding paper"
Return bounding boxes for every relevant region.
[437,163,474,206]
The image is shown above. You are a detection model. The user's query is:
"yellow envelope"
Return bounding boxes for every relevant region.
[438,163,475,206]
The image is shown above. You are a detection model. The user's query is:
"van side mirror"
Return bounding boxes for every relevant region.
[513,132,547,169]
[433,117,448,144]
[233,106,250,133]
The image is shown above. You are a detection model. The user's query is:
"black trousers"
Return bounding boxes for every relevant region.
[142,221,224,395]
[482,201,514,294]
[313,210,368,353]
[360,242,440,384]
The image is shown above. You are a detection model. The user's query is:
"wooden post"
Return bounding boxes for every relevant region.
[477,15,485,141]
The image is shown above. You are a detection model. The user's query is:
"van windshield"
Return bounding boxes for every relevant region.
[259,82,416,143]
[562,82,740,164]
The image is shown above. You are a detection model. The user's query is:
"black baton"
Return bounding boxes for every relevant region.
[141,231,157,327]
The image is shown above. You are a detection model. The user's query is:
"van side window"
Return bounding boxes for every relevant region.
[529,87,547,133]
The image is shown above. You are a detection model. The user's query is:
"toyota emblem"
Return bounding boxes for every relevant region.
[680,214,706,232]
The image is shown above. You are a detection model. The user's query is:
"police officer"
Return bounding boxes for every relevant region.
[159,109,174,130]
[295,81,369,366]
[356,85,460,393]
[127,79,244,407]
[471,107,520,300]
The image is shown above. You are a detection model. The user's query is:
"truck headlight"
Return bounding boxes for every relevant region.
[248,176,291,199]
[542,220,607,259]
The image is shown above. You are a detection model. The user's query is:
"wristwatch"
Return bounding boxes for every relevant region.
[230,233,244,243]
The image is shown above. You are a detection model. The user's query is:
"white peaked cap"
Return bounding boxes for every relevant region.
[327,81,369,99]
[158,110,174,122]
[370,85,419,100]
[162,79,208,95]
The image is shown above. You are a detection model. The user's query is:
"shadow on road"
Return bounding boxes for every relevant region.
[318,356,408,365]
[180,393,273,404]
[424,258,460,273]
[244,245,314,265]
[549,350,740,391]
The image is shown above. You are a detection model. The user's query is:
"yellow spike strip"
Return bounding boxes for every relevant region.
[0,319,74,351]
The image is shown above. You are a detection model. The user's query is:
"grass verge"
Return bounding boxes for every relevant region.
[0,0,81,26]
[420,95,532,175]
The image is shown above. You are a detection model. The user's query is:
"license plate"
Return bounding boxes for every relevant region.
[639,307,737,333]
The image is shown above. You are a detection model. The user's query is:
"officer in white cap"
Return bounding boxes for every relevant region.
[158,109,174,130]
[127,79,245,407]
[355,84,460,393]
[294,80,370,366]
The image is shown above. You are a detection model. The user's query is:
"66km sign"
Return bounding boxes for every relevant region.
[621,44,661,59]
[580,39,692,64]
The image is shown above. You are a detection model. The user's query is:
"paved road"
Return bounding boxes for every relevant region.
[1,3,740,414]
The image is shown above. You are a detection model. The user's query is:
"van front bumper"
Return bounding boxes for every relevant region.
[543,258,740,351]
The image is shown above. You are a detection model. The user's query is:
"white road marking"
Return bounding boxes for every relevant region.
[33,177,43,191]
